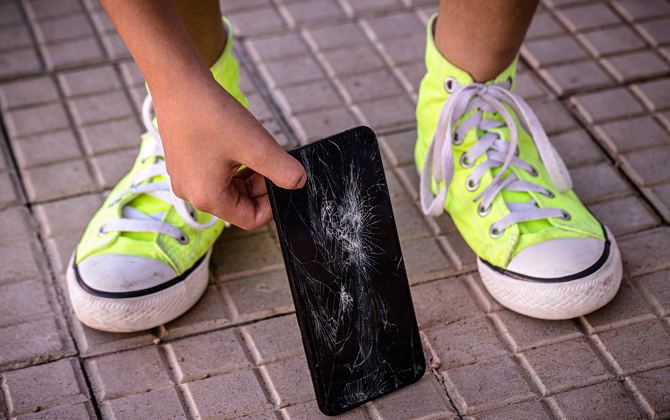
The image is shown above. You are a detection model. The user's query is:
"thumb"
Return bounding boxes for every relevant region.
[244,138,306,190]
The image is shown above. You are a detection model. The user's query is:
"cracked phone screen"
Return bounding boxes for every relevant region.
[267,127,425,416]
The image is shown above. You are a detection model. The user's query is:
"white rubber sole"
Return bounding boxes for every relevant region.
[477,229,623,320]
[66,249,211,333]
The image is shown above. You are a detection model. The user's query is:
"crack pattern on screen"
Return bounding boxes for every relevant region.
[284,140,420,410]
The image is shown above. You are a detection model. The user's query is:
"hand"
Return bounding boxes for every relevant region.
[152,74,306,230]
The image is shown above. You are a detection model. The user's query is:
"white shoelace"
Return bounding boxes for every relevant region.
[420,77,573,237]
[98,94,219,243]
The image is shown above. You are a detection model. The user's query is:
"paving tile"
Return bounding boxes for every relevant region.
[221,269,293,322]
[102,387,186,420]
[649,182,670,224]
[0,77,59,110]
[12,129,83,168]
[162,285,230,338]
[184,369,271,419]
[365,13,424,40]
[356,95,416,131]
[0,206,32,245]
[25,0,84,20]
[70,317,155,357]
[635,77,670,111]
[0,240,41,283]
[619,228,670,277]
[543,60,614,94]
[248,34,309,61]
[588,196,657,237]
[532,100,577,134]
[341,69,404,103]
[0,317,71,369]
[283,401,369,419]
[5,103,70,138]
[560,3,622,31]
[227,7,286,36]
[605,50,670,82]
[100,32,131,60]
[91,148,137,189]
[425,316,507,370]
[445,356,534,414]
[79,117,143,155]
[640,17,670,45]
[87,346,172,401]
[219,0,272,13]
[322,45,385,76]
[524,338,609,392]
[384,170,407,202]
[550,129,605,168]
[515,71,550,101]
[492,309,581,351]
[525,35,589,67]
[282,0,345,24]
[380,130,416,167]
[262,55,325,88]
[570,162,631,204]
[345,0,404,14]
[621,144,670,187]
[0,171,20,208]
[243,314,303,363]
[15,401,95,420]
[411,277,483,328]
[629,366,670,418]
[0,2,23,26]
[34,14,94,44]
[371,374,455,419]
[42,37,105,70]
[0,49,42,80]
[68,90,134,126]
[553,381,642,419]
[596,115,670,155]
[400,237,451,283]
[292,106,359,144]
[264,356,313,406]
[23,159,95,202]
[34,193,102,238]
[633,269,670,316]
[275,80,342,115]
[381,34,426,65]
[582,26,647,56]
[308,23,367,51]
[2,358,89,417]
[572,87,645,124]
[473,400,552,420]
[392,200,429,241]
[167,329,248,383]
[598,319,670,372]
[614,0,670,21]
[441,231,478,272]
[526,12,566,40]
[211,232,283,279]
[0,278,51,327]
[58,66,122,97]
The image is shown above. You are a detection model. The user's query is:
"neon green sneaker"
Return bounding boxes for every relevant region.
[66,18,248,332]
[416,15,622,320]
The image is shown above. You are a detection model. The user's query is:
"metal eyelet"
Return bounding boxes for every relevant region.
[460,153,475,168]
[466,178,480,191]
[478,204,491,217]
[97,226,106,237]
[453,133,463,146]
[559,211,571,221]
[514,147,520,157]
[176,234,190,245]
[527,166,538,177]
[542,189,555,198]
[490,225,504,238]
[444,77,457,93]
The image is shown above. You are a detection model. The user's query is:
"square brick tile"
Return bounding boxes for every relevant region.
[42,37,105,70]
[34,14,94,43]
[635,77,670,111]
[0,278,52,327]
[244,314,303,363]
[91,148,136,188]
[492,309,581,351]
[598,319,670,372]
[400,237,451,283]
[185,369,271,418]
[16,402,95,420]
[276,80,342,115]
[167,329,248,383]
[211,233,283,279]
[87,346,172,400]
[308,23,366,51]
[341,69,404,103]
[292,106,359,144]
[58,66,122,98]
[263,55,325,88]
[322,46,385,76]
[371,375,455,419]
[392,200,429,241]
[357,95,416,130]
[526,12,565,40]
[425,316,507,370]
[2,358,88,417]
[445,356,534,414]
[582,26,647,56]
[227,7,286,36]
[553,381,642,419]
[560,4,622,31]
[597,115,670,155]
[26,0,83,20]
[551,129,604,168]
[615,0,670,21]
[68,90,134,126]
[544,61,614,94]
[102,387,186,420]
[24,159,95,202]
[384,170,407,202]
[248,34,309,61]
[622,144,670,187]
[381,34,426,65]
[515,72,550,101]
[0,77,59,110]
[619,228,670,277]
[473,400,552,420]
[284,401,369,419]
[440,232,478,272]
[524,338,609,392]
[411,277,483,328]
[5,103,70,138]
[70,318,155,358]
[605,50,670,82]
[570,162,631,204]
[633,269,670,316]
[0,3,23,26]
[221,269,293,321]
[0,49,42,79]
[346,0,404,14]
[0,171,20,208]
[532,101,577,134]
[572,87,645,124]
[525,36,589,67]
[100,33,131,59]
[283,0,345,24]
[164,285,231,337]
[588,196,657,237]
[640,17,670,45]
[0,240,41,283]
[366,13,424,41]
[0,206,32,245]
[0,317,71,369]
[264,356,313,406]
[79,117,143,155]
[12,129,82,168]
[380,130,416,167]
[629,366,670,418]
[649,182,670,224]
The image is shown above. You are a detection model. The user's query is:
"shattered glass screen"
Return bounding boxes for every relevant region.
[269,127,424,415]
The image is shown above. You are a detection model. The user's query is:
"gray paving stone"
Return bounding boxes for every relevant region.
[345,0,404,14]
[384,170,407,202]
[243,314,303,364]
[621,144,670,187]
[25,0,84,20]
[471,400,551,420]
[24,159,95,202]
[42,37,105,70]
[492,309,581,351]
[292,106,359,144]
[34,14,94,44]
[365,13,424,40]
[0,49,42,80]
[247,92,274,122]
[102,387,186,420]
[570,162,631,204]
[588,196,658,237]
[166,329,249,383]
[649,182,670,224]
[596,115,670,155]
[68,90,134,126]
[525,35,589,67]
[614,0,670,21]
[0,206,32,245]
[58,66,122,98]
[248,34,309,61]
[619,228,670,277]
[322,45,385,76]
[550,129,605,168]
[284,401,369,419]
[559,3,622,31]
[605,50,670,82]
[261,55,326,88]
[526,12,565,40]
[371,374,456,419]
[264,356,313,406]
[163,285,230,338]
[211,232,283,280]
[441,231,478,272]
[0,77,59,110]
[78,117,142,155]
[582,26,647,57]
[0,2,23,26]
[543,60,614,94]
[0,171,20,209]
[2,358,89,417]
[184,369,271,419]
[401,237,452,283]
[572,87,645,124]
[283,0,345,24]
[219,0,272,14]
[356,95,416,131]
[598,319,670,373]
[0,278,51,327]
[91,148,137,189]
[381,34,426,65]
[5,103,70,138]
[70,317,155,358]
[12,129,83,168]
[532,100,578,134]
[633,269,670,316]
[629,366,670,418]
[87,346,172,401]
[515,71,550,101]
[100,32,131,60]
[0,316,72,369]
[308,23,366,51]
[640,17,670,45]
[221,269,293,322]
[635,77,670,111]
[275,80,342,115]
[425,316,507,370]
[380,130,416,167]
[553,381,642,420]
[15,401,96,420]
[0,240,41,283]
[341,69,405,103]
[411,277,483,329]
[227,7,286,36]
[445,356,535,414]
[392,200,429,241]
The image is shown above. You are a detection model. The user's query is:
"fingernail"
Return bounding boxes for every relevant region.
[297,172,307,189]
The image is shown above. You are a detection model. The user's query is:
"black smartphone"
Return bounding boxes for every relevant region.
[266,126,425,416]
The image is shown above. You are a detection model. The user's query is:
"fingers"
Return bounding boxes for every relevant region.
[240,135,306,190]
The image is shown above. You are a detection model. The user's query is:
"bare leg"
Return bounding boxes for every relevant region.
[172,0,226,67]
[435,0,539,83]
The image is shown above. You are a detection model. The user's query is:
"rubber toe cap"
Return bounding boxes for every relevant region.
[76,254,177,294]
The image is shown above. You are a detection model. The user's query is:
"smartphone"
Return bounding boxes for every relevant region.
[266,126,425,416]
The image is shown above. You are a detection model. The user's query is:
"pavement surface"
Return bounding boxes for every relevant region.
[1,0,670,418]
